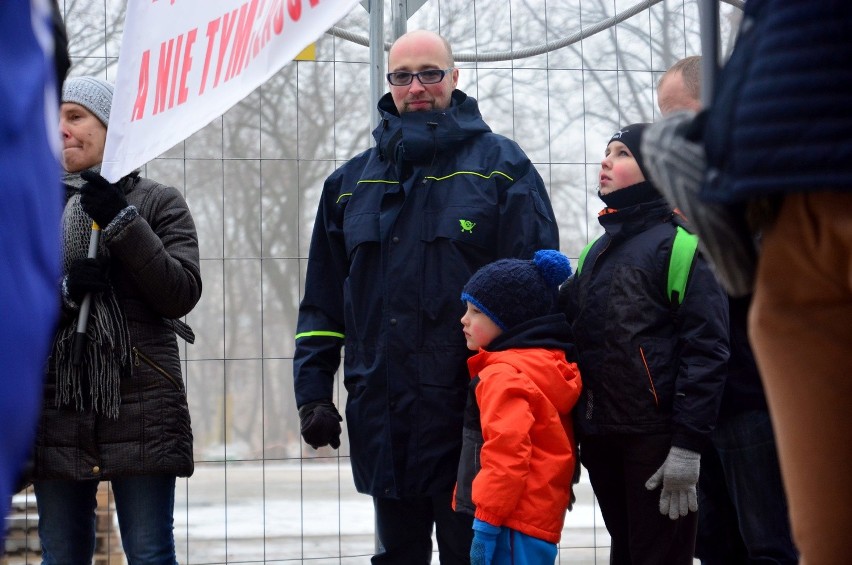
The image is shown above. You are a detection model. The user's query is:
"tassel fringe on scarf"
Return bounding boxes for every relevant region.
[53,167,130,419]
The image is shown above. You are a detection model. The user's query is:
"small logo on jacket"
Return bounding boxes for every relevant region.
[459,219,476,233]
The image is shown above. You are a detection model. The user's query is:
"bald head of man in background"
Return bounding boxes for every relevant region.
[657,55,702,116]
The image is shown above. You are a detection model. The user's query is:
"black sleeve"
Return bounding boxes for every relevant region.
[50,0,70,97]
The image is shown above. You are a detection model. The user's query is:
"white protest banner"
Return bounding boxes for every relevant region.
[101,0,360,182]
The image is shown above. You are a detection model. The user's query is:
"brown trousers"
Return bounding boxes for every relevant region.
[749,191,852,565]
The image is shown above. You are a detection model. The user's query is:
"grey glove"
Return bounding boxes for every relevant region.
[645,446,701,520]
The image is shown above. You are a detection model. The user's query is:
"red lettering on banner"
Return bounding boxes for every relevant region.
[148,29,198,115]
[153,38,176,115]
[168,34,184,109]
[133,0,324,115]
[177,28,197,104]
[288,0,301,21]
[273,0,284,34]
[253,0,272,59]
[199,18,220,96]
[226,0,259,81]
[214,9,238,88]
[131,50,150,121]
[251,36,260,61]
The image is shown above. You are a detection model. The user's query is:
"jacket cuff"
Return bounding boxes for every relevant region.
[473,518,501,534]
[474,509,505,530]
[60,275,79,311]
[671,427,705,453]
[101,205,139,241]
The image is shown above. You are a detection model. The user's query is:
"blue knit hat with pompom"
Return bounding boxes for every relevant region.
[461,250,572,331]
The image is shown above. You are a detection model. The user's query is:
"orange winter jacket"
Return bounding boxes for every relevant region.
[453,314,582,543]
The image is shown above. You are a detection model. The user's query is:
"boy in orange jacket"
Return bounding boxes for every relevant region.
[453,250,582,565]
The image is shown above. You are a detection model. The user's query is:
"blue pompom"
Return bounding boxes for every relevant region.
[533,249,572,287]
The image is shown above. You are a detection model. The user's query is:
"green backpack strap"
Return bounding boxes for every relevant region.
[576,238,598,275]
[668,226,699,306]
[577,227,697,306]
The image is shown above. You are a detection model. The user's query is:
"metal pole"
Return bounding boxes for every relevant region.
[698,0,720,107]
[391,0,407,42]
[72,222,100,365]
[368,0,385,133]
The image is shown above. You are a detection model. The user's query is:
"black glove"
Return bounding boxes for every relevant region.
[66,257,110,303]
[80,170,128,227]
[298,400,342,449]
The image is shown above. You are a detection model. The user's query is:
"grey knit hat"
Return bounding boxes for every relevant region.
[62,76,114,126]
[461,250,573,331]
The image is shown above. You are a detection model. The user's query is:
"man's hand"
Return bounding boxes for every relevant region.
[645,446,701,519]
[298,400,342,449]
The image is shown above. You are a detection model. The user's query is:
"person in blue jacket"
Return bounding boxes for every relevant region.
[0,0,63,539]
[293,29,559,564]
[560,124,729,565]
[699,2,852,562]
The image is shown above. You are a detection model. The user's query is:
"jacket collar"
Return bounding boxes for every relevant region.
[598,196,673,241]
[373,89,492,165]
[485,313,574,354]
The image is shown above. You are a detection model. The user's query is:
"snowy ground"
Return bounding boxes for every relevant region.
[170,460,611,563]
[5,460,696,563]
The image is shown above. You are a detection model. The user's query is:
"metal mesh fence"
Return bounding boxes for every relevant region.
[4,1,740,562]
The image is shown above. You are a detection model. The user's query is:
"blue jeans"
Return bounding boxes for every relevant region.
[34,476,178,565]
[696,409,798,564]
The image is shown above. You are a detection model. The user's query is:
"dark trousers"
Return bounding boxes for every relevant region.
[581,433,697,565]
[696,409,798,564]
[372,491,473,564]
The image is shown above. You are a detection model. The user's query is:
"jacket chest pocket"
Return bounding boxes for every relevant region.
[343,211,381,259]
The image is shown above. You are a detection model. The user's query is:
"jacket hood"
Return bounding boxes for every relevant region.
[487,313,573,353]
[374,89,492,165]
[468,313,579,414]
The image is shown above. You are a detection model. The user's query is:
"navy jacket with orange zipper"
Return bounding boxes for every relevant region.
[559,197,728,452]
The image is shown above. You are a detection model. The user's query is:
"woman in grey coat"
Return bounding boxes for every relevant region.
[31,76,202,565]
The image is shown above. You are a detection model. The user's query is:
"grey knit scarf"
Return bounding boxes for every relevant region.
[52,165,130,419]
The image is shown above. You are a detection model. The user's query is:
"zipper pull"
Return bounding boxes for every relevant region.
[132,346,140,367]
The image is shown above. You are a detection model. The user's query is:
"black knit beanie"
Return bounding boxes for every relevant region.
[608,123,650,180]
[461,250,572,331]
[599,123,663,209]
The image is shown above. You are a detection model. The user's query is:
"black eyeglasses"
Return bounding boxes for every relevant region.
[386,68,453,86]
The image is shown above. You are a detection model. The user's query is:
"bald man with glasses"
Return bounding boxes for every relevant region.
[294,29,559,564]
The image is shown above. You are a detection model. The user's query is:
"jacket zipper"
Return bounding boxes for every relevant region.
[132,346,183,392]
[639,346,660,408]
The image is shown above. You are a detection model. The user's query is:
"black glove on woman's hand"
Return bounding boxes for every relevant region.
[66,257,110,303]
[80,170,128,227]
[298,400,343,449]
